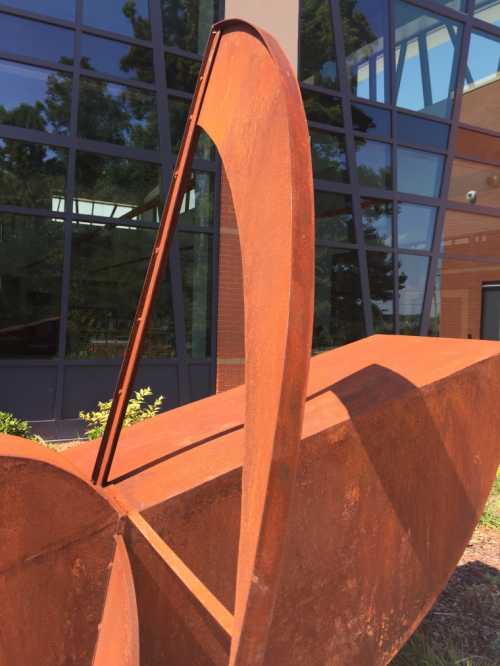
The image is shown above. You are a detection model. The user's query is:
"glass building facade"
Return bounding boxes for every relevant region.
[299,0,500,351]
[0,0,222,436]
[2,0,500,435]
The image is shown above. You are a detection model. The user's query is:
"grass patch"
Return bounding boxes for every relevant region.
[392,633,479,665]
[392,469,500,665]
[480,468,500,530]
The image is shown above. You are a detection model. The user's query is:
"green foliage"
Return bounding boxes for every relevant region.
[480,467,500,530]
[79,387,164,440]
[0,411,51,448]
[0,410,32,438]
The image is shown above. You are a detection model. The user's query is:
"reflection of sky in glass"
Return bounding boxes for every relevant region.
[397,147,444,198]
[395,1,461,118]
[399,254,429,316]
[83,0,150,38]
[362,200,392,246]
[465,31,500,89]
[474,0,500,27]
[356,140,391,189]
[398,203,436,250]
[3,0,75,20]
[0,60,50,108]
[81,33,153,82]
[0,12,74,64]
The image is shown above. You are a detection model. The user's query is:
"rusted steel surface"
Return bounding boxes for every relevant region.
[1,19,500,666]
[0,436,120,665]
[93,535,140,666]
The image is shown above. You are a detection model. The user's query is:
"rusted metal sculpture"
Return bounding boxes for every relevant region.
[0,20,499,666]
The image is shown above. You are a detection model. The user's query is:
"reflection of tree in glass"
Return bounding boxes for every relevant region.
[362,199,392,246]
[302,90,343,127]
[311,131,349,182]
[166,55,201,93]
[300,0,338,89]
[313,249,364,351]
[179,232,212,358]
[78,77,158,150]
[161,0,215,54]
[75,152,159,219]
[352,105,376,132]
[66,224,175,359]
[315,191,355,244]
[0,137,66,209]
[341,0,378,95]
[122,0,151,40]
[0,216,64,357]
[367,252,407,333]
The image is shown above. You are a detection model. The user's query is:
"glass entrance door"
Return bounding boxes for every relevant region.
[481,284,500,340]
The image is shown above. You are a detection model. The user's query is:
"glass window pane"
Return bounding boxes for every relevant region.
[83,0,151,39]
[299,0,338,90]
[367,251,394,333]
[351,102,391,136]
[461,31,500,133]
[315,191,355,244]
[429,258,500,339]
[179,172,214,227]
[0,60,71,135]
[0,214,64,358]
[394,0,462,119]
[168,97,213,159]
[398,202,436,251]
[0,138,67,210]
[474,1,500,28]
[361,198,393,246]
[314,248,365,352]
[166,55,200,93]
[302,90,343,127]
[74,152,160,223]
[355,139,392,189]
[481,285,500,340]
[396,113,449,150]
[397,147,444,197]
[1,0,75,20]
[449,158,500,208]
[433,0,465,8]
[341,0,388,103]
[398,254,429,335]
[443,209,500,259]
[0,12,73,64]
[311,130,349,183]
[169,97,189,153]
[67,222,175,359]
[78,77,158,150]
[161,0,217,54]
[81,34,154,83]
[179,231,213,359]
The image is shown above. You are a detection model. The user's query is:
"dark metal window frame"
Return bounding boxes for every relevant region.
[0,0,225,422]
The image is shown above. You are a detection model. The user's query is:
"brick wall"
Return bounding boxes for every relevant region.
[216,167,245,391]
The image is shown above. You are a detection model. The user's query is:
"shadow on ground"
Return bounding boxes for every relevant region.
[392,547,500,665]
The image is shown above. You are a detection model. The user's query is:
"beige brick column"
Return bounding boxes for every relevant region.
[224,0,299,72]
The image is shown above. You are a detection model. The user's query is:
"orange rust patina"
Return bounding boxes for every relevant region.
[1,20,499,666]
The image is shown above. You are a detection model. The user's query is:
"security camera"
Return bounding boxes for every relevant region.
[466,190,477,204]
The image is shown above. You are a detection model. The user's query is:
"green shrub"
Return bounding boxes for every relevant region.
[79,387,164,440]
[0,411,32,438]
